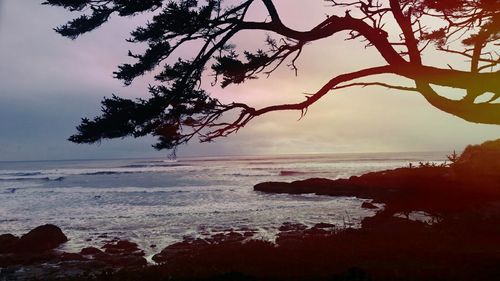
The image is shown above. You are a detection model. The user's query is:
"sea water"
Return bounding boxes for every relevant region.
[0,152,445,258]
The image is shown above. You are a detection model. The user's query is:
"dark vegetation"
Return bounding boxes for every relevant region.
[42,0,500,153]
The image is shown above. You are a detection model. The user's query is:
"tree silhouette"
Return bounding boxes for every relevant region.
[44,0,499,152]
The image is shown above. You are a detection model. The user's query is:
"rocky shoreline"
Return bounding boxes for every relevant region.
[0,225,148,280]
[0,222,356,280]
[2,140,500,281]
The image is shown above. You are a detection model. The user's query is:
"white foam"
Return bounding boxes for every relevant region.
[0,152,445,257]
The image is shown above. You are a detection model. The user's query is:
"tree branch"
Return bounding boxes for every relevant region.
[261,0,282,24]
[201,65,395,141]
[332,82,418,92]
[389,0,421,64]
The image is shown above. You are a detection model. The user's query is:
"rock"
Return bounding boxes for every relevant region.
[0,234,19,253]
[0,226,67,266]
[208,232,246,244]
[275,223,336,247]
[91,240,147,267]
[80,247,103,256]
[361,202,378,209]
[80,244,146,267]
[275,223,324,247]
[95,253,147,267]
[254,142,500,217]
[254,178,334,194]
[304,228,330,236]
[276,231,305,246]
[313,223,336,229]
[243,231,255,237]
[80,243,146,267]
[15,224,68,253]
[153,239,210,264]
[278,222,308,232]
[102,240,144,256]
[61,252,87,261]
[0,230,147,276]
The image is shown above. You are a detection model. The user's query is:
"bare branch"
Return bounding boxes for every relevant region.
[332,82,418,92]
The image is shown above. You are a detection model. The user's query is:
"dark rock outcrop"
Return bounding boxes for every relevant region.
[0,226,147,279]
[15,224,68,253]
[60,252,87,261]
[152,231,251,264]
[313,222,336,229]
[153,238,211,264]
[278,222,308,232]
[255,139,500,217]
[0,224,68,256]
[0,225,68,267]
[0,234,19,253]
[102,240,144,256]
[95,240,147,267]
[80,246,104,256]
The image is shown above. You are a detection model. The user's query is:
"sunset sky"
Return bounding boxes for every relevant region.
[0,0,498,161]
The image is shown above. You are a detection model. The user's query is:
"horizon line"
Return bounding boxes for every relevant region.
[0,149,453,163]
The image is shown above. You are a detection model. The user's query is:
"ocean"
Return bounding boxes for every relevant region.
[0,152,446,259]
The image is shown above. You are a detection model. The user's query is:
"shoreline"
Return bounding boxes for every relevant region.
[1,140,500,280]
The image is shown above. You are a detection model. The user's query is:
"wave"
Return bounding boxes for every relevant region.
[148,159,178,163]
[0,176,64,181]
[0,171,43,177]
[2,188,17,194]
[10,172,43,177]
[279,170,306,176]
[0,164,185,181]
[82,171,136,176]
[121,163,186,168]
[222,172,272,177]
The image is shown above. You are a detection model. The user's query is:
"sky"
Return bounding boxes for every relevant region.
[0,0,498,161]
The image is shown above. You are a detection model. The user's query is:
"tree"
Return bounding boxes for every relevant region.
[43,0,500,153]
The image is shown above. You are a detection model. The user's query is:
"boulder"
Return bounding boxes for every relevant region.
[207,232,246,244]
[313,223,336,229]
[61,252,87,261]
[102,240,144,256]
[14,225,68,253]
[278,222,308,232]
[95,253,147,267]
[153,239,210,264]
[0,234,19,253]
[80,247,103,256]
[254,178,334,194]
[96,240,147,267]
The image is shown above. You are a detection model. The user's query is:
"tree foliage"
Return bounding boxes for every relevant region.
[43,0,500,153]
